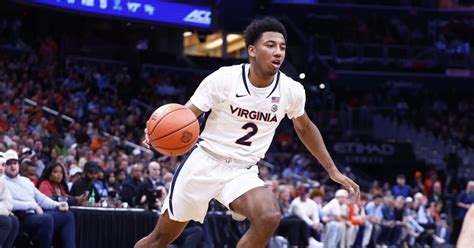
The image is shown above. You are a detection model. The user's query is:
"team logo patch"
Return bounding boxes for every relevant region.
[271,104,278,112]
[180,131,193,143]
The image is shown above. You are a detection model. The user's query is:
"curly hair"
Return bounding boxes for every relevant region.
[243,17,287,48]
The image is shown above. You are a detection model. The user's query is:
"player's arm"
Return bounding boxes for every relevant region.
[292,112,360,198]
[457,205,474,247]
[184,101,204,118]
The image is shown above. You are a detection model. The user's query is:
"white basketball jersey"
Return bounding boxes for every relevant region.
[190,63,306,163]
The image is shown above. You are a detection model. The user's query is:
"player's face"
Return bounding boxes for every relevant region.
[250,32,286,76]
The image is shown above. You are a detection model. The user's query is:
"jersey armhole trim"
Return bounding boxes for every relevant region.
[241,64,251,95]
[266,71,280,98]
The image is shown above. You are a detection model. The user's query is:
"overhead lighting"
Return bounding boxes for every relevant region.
[319,83,326,90]
[299,73,305,80]
[183,31,193,37]
[204,34,241,49]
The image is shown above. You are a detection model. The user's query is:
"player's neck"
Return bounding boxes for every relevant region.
[248,64,274,88]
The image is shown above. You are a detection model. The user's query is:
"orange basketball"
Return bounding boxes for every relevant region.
[146,103,199,156]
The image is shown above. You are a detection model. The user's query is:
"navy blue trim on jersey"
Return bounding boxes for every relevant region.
[199,110,211,134]
[241,64,251,95]
[197,110,210,144]
[266,71,280,98]
[169,146,197,216]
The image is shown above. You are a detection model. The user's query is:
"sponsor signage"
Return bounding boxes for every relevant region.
[28,0,212,29]
[329,141,416,166]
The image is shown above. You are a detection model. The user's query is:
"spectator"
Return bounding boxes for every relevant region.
[19,158,37,184]
[32,140,46,176]
[70,161,101,205]
[423,171,437,197]
[113,168,127,194]
[104,169,118,198]
[277,186,292,215]
[0,152,19,248]
[310,188,325,214]
[404,196,425,246]
[430,181,443,205]
[289,185,322,246]
[275,185,308,247]
[413,171,424,195]
[94,167,109,198]
[454,181,474,242]
[67,166,82,190]
[370,180,383,196]
[21,147,35,160]
[413,192,445,245]
[456,181,474,220]
[120,163,143,207]
[380,195,402,246]
[37,161,87,206]
[347,194,367,247]
[136,161,166,210]
[365,193,384,246]
[322,189,348,248]
[392,174,411,198]
[3,149,75,248]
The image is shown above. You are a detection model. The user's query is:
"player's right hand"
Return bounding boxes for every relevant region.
[143,123,150,149]
[330,172,360,200]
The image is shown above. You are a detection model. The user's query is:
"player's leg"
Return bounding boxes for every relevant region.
[136,147,217,248]
[134,210,188,248]
[229,186,281,248]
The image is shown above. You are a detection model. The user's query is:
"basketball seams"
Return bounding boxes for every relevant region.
[149,119,199,142]
[151,136,198,150]
[148,107,187,136]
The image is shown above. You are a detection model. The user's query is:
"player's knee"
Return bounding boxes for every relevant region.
[256,211,281,229]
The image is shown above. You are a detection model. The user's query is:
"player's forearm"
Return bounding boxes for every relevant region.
[295,121,340,176]
[184,101,204,118]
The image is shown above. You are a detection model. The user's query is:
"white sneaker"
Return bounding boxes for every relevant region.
[308,237,323,248]
[433,235,445,244]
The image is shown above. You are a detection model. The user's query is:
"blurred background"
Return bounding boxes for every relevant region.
[0,0,473,247]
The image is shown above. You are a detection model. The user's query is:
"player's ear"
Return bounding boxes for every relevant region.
[248,45,256,58]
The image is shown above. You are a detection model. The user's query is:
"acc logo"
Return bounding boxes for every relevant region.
[183,10,211,25]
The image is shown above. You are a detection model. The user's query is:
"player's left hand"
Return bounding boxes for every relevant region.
[330,172,360,199]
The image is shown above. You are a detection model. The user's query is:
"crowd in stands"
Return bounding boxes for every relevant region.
[0,44,472,247]
[0,8,473,246]
[305,9,474,72]
[333,84,474,151]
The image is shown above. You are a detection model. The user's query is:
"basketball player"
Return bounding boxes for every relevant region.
[457,205,474,247]
[136,17,360,248]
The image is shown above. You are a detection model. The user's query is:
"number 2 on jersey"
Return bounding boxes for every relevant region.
[235,122,258,146]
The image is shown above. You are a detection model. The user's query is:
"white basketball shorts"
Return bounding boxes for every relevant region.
[161,145,265,223]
